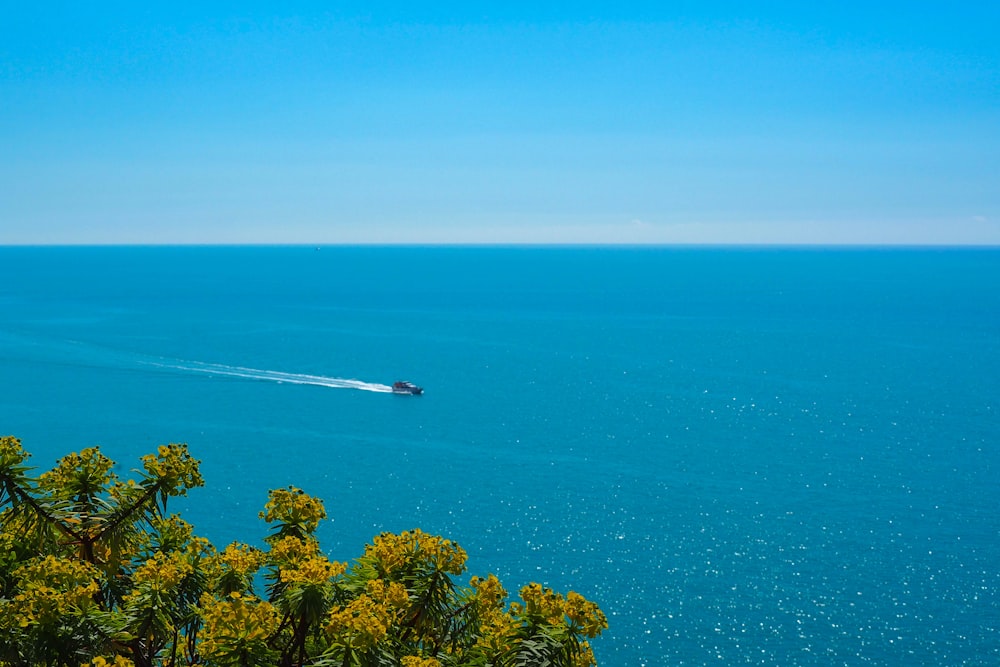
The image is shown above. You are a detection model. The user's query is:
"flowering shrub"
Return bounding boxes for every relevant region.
[0,435,606,666]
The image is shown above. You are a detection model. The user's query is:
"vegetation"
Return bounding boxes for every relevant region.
[0,436,606,667]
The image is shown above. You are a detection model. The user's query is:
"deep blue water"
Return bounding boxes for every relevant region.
[1,245,998,666]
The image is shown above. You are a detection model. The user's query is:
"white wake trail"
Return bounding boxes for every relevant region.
[144,360,394,393]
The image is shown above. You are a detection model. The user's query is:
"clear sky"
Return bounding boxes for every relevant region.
[2,1,998,244]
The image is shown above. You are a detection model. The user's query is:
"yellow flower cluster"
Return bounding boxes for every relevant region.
[38,447,114,494]
[519,583,566,625]
[571,641,599,667]
[474,608,521,655]
[517,585,607,638]
[81,656,135,667]
[325,579,408,651]
[0,529,16,553]
[198,592,280,661]
[140,444,204,495]
[108,478,140,503]
[129,551,193,594]
[219,542,266,578]
[0,435,28,467]
[470,573,517,654]
[259,486,327,533]
[1,556,100,628]
[279,556,346,586]
[365,529,468,575]
[400,657,441,667]
[471,574,507,609]
[325,595,391,650]
[187,535,214,560]
[564,591,608,638]
[267,535,321,566]
[365,578,410,609]
[14,556,99,593]
[152,514,195,546]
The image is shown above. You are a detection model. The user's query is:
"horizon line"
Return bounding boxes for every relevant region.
[2,241,999,249]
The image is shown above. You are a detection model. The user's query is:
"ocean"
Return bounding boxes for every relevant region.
[1,245,997,665]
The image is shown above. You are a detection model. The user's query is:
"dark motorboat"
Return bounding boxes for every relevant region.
[391,381,423,395]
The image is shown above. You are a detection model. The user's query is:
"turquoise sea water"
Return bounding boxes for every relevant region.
[1,246,998,666]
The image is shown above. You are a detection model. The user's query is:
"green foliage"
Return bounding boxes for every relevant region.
[0,435,607,667]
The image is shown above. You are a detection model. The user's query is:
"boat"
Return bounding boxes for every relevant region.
[391,381,423,395]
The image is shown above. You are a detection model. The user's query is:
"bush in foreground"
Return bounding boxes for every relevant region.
[0,436,606,667]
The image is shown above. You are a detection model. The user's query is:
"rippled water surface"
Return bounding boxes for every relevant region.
[1,246,998,665]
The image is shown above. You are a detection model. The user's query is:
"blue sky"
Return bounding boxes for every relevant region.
[2,2,998,244]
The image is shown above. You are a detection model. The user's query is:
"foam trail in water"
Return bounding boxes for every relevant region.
[144,360,394,393]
